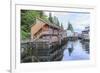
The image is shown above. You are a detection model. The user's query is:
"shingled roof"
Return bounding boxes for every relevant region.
[36,17,61,29]
[31,17,62,35]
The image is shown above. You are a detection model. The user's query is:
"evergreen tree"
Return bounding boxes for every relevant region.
[48,13,53,23]
[61,23,64,29]
[53,16,60,26]
[67,22,74,32]
[56,18,60,26]
[39,11,44,18]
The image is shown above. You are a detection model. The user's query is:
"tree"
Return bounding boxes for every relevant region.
[21,10,46,40]
[60,23,64,29]
[48,13,53,23]
[39,11,43,18]
[67,22,74,32]
[53,16,60,26]
[48,13,61,27]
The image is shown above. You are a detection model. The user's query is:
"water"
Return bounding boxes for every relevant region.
[62,40,89,61]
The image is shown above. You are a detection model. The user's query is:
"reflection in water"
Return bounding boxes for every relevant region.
[67,43,74,56]
[62,39,89,60]
[81,40,89,54]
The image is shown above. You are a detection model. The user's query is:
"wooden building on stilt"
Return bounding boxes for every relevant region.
[21,18,67,62]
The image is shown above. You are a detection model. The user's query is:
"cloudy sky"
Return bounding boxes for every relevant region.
[44,11,90,33]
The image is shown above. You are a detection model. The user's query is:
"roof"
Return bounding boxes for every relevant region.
[31,21,45,35]
[31,17,62,35]
[36,17,61,29]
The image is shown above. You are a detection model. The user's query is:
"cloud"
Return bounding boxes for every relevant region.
[44,11,90,32]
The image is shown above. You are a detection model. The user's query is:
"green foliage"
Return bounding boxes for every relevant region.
[21,10,43,31]
[21,10,64,40]
[21,30,30,40]
[21,10,46,40]
[67,22,74,32]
